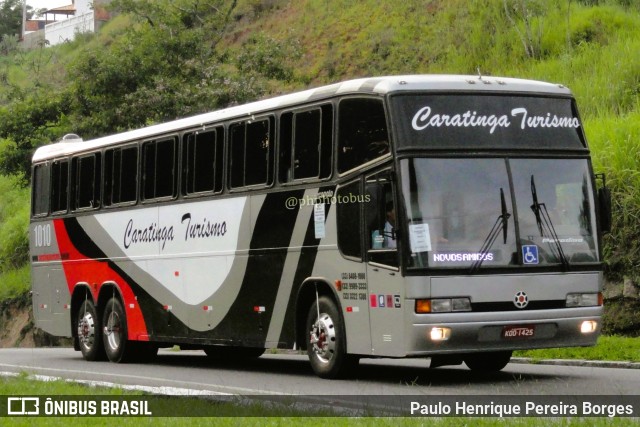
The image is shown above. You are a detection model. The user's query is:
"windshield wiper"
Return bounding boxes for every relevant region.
[470,188,511,273]
[530,175,569,269]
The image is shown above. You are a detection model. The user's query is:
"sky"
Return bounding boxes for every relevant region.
[28,1,70,11]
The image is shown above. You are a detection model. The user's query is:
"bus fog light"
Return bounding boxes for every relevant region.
[430,327,451,341]
[580,320,598,334]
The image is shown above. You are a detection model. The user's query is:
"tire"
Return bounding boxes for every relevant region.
[464,351,512,372]
[204,346,265,360]
[306,296,358,379]
[76,299,105,361]
[102,297,134,363]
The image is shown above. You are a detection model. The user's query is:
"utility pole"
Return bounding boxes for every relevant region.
[21,0,27,40]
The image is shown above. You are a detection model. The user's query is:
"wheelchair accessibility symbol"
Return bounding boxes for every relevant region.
[522,245,539,265]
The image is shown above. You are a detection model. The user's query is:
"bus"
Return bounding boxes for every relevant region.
[30,75,611,379]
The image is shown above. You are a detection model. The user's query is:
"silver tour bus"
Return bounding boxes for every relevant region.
[30,75,611,378]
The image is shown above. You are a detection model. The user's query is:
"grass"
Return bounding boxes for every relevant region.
[514,335,640,362]
[1,374,639,425]
[0,265,30,301]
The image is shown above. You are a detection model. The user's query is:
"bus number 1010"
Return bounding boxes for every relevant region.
[33,224,52,248]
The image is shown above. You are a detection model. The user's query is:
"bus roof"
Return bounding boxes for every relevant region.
[32,74,573,163]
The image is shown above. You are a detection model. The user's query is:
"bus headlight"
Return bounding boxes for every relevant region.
[566,292,602,307]
[415,298,471,313]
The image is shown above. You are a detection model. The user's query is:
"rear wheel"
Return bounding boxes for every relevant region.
[76,299,105,361]
[464,351,512,372]
[102,297,133,363]
[306,296,357,379]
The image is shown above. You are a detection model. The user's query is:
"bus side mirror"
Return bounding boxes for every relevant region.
[598,187,612,233]
[596,174,612,233]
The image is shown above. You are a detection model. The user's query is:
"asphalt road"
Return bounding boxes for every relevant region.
[0,347,639,397]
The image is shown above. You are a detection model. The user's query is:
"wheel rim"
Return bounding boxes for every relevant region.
[309,312,336,363]
[104,310,122,352]
[78,311,95,350]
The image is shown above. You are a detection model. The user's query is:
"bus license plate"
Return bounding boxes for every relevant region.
[502,325,535,339]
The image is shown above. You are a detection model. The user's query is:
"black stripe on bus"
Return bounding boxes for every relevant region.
[277,185,336,346]
[202,189,305,345]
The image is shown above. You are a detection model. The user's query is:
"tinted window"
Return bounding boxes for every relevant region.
[72,154,101,210]
[183,128,224,195]
[279,105,333,182]
[143,137,178,200]
[230,118,274,188]
[32,163,49,216]
[336,180,363,259]
[51,160,69,214]
[338,98,389,173]
[104,145,138,206]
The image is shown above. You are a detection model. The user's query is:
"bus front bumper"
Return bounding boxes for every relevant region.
[406,307,602,356]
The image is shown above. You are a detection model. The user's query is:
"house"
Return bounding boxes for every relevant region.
[22,0,111,49]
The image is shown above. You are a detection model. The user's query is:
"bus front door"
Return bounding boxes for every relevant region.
[365,172,404,357]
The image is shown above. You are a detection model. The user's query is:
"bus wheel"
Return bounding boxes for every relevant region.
[76,299,105,361]
[464,351,512,372]
[102,297,131,363]
[306,296,357,379]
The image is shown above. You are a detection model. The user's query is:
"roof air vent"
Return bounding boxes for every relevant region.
[60,133,83,143]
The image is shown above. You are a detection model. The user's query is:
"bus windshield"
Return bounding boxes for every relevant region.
[400,158,599,269]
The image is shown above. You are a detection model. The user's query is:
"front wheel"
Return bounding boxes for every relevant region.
[306,296,357,379]
[76,299,105,361]
[464,350,512,372]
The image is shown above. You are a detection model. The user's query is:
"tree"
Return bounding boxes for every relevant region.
[67,0,301,138]
[0,0,35,40]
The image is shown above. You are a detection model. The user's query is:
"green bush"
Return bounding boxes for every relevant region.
[0,174,29,272]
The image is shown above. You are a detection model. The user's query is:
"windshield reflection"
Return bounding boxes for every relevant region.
[401,158,599,269]
[512,159,598,265]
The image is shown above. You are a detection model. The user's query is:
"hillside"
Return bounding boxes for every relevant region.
[0,0,640,343]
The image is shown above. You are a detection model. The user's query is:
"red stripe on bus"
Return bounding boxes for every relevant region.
[52,219,150,341]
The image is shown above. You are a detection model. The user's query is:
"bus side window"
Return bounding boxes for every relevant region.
[71,153,101,210]
[278,112,293,183]
[336,179,363,260]
[230,117,274,188]
[51,159,69,214]
[182,127,224,195]
[32,163,50,216]
[104,145,138,206]
[338,98,389,174]
[279,105,333,184]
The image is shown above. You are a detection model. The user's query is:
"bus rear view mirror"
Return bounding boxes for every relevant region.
[596,173,612,233]
[598,186,612,233]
